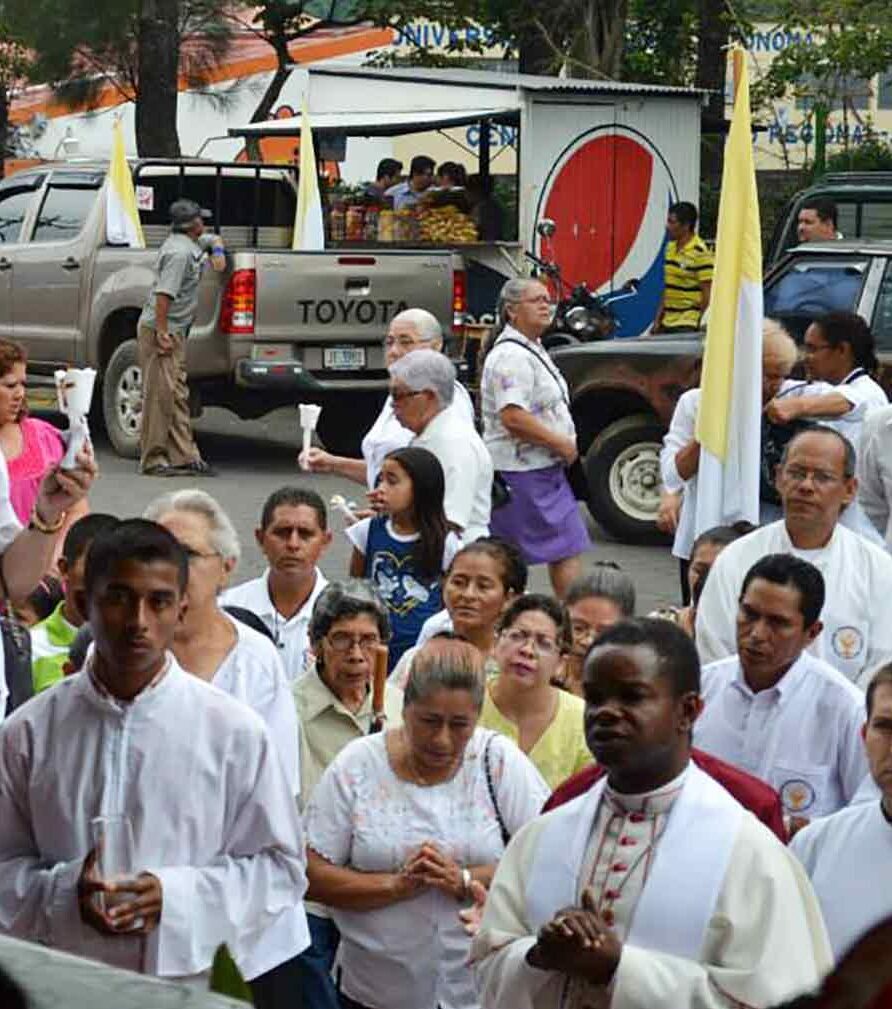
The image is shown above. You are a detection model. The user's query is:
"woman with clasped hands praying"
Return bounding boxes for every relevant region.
[304,635,548,1009]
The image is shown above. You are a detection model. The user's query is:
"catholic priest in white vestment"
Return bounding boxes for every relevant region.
[471,618,832,1009]
[0,520,309,1009]
[792,663,892,962]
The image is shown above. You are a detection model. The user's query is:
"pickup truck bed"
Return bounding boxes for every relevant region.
[0,160,454,458]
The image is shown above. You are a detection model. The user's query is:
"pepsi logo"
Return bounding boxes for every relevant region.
[535,126,678,338]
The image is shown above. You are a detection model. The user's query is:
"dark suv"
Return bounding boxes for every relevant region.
[557,240,892,544]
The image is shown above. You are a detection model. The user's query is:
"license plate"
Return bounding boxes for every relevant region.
[324,347,366,370]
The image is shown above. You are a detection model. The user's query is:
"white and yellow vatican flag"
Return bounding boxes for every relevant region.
[694,49,763,533]
[105,118,145,248]
[292,98,325,251]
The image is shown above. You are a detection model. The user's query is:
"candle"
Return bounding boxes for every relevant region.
[298,403,322,470]
[372,644,389,721]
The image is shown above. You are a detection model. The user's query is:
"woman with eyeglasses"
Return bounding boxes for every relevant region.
[481,278,591,600]
[478,594,590,789]
[143,490,299,794]
[294,579,404,1009]
[302,308,474,492]
[305,635,548,1009]
[765,311,887,441]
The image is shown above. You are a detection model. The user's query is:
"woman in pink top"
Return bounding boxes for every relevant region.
[0,340,89,557]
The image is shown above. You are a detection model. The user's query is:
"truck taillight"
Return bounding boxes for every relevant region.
[452,269,467,335]
[220,269,256,335]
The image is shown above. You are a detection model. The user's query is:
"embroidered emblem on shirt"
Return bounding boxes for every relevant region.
[780,778,816,813]
[831,625,864,661]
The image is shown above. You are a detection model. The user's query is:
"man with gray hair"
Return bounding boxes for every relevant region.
[696,425,892,686]
[303,307,473,489]
[137,199,225,478]
[390,348,492,541]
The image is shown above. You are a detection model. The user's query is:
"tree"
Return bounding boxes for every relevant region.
[0,20,31,176]
[227,0,366,136]
[752,0,892,156]
[3,0,234,156]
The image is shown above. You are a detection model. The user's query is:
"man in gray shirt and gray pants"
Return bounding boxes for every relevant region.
[137,199,224,476]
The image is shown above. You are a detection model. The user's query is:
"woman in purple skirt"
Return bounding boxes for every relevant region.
[480,278,592,598]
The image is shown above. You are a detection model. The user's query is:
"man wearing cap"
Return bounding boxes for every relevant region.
[137,199,225,477]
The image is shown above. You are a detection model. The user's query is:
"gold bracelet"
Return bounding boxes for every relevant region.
[29,507,66,535]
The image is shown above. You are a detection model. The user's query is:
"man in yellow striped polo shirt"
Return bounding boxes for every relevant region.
[654,201,713,332]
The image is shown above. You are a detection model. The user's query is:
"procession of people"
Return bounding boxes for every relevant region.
[2,186,892,1009]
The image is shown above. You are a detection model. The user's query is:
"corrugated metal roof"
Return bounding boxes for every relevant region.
[230,107,519,139]
[309,65,706,100]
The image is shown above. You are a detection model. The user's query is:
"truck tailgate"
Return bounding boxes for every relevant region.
[251,249,453,380]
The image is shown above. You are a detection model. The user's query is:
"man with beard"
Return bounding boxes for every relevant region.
[471,618,830,1009]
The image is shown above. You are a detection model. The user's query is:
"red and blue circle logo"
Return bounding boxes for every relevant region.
[535,125,678,338]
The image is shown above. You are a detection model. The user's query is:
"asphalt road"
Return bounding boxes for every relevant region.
[81,404,681,614]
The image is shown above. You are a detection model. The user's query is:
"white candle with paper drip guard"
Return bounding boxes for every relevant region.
[298,403,322,470]
[54,367,97,469]
[330,494,360,525]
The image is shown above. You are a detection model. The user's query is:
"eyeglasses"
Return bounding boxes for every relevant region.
[385,336,425,349]
[783,465,843,487]
[518,295,552,306]
[390,389,425,403]
[803,343,832,355]
[326,632,382,653]
[501,627,560,657]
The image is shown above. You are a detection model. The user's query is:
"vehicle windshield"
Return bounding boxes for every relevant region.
[764,260,867,318]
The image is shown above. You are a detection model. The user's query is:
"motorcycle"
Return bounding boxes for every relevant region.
[527,219,639,349]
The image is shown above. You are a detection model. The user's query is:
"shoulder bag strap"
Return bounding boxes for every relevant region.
[495,337,571,409]
[483,732,512,846]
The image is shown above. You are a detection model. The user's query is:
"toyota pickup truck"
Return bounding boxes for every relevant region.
[557,240,892,543]
[0,160,456,457]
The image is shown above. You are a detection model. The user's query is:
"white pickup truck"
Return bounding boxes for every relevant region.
[0,159,456,456]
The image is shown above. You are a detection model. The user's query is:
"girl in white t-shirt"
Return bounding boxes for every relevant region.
[347,447,459,670]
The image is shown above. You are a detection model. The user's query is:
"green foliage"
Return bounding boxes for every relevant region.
[824,138,892,173]
[752,0,892,123]
[209,943,254,1004]
[2,0,236,106]
[622,0,699,85]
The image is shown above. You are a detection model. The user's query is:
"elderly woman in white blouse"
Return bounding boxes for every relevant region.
[303,308,474,491]
[144,490,300,796]
[305,635,548,1009]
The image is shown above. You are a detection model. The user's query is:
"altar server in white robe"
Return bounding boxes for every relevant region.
[695,553,867,825]
[471,618,831,1009]
[792,664,892,962]
[697,427,892,686]
[0,520,309,1009]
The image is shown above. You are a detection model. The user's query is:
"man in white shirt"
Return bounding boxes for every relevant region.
[0,520,309,1008]
[858,404,892,547]
[222,486,331,681]
[792,664,892,961]
[695,553,867,826]
[471,617,831,1009]
[389,349,492,542]
[303,308,474,490]
[696,426,892,685]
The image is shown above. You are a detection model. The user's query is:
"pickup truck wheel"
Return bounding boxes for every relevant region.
[102,340,142,459]
[584,414,670,545]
